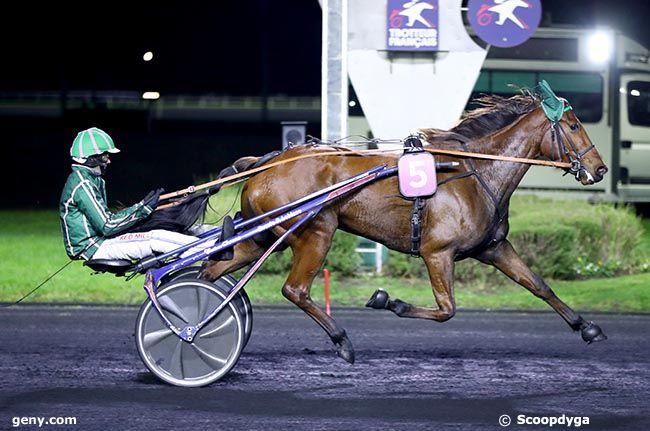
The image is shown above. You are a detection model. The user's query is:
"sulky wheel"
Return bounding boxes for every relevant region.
[135,279,244,387]
[162,267,253,348]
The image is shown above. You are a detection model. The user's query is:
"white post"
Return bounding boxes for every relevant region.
[374,242,383,274]
[321,0,349,142]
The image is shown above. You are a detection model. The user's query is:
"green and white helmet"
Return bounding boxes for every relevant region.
[70,127,120,163]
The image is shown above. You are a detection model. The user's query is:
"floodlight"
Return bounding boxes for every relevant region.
[586,31,613,64]
[142,91,160,100]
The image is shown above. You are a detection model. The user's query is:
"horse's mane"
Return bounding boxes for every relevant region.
[421,92,539,143]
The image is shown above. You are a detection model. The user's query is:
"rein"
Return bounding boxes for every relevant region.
[159,144,572,204]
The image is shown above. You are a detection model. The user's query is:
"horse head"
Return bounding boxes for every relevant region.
[537,81,608,185]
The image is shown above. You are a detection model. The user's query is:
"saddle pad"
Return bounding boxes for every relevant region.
[398,152,437,198]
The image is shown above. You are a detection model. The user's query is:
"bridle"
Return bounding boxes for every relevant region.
[550,99,597,182]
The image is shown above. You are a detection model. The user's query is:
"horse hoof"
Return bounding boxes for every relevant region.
[366,289,390,309]
[335,337,355,364]
[581,322,607,344]
[336,344,355,364]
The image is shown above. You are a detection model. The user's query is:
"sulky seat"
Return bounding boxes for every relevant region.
[84,259,134,276]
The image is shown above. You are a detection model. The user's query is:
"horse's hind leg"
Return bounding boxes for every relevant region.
[369,249,458,322]
[281,217,356,363]
[477,239,606,343]
[199,238,265,281]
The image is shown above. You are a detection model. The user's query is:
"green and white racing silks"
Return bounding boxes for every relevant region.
[59,165,153,260]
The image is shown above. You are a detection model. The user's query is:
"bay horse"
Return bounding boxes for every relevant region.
[199,90,609,363]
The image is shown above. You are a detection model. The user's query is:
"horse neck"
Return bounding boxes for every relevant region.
[473,109,548,207]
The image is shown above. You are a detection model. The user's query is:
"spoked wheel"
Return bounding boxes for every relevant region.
[162,267,253,348]
[135,279,244,387]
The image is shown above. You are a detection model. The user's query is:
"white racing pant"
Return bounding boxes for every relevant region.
[92,229,215,261]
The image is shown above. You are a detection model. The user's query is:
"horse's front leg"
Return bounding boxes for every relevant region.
[477,239,606,344]
[368,249,457,322]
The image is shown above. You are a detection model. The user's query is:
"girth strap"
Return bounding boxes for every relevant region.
[410,198,427,256]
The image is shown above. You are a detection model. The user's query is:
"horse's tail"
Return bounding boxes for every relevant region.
[120,191,209,234]
[125,150,283,235]
[216,150,282,181]
[214,156,259,182]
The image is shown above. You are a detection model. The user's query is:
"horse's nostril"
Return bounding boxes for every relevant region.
[596,166,608,178]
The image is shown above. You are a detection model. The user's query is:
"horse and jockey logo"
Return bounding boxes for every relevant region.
[387,0,439,51]
[468,0,541,48]
[395,0,435,27]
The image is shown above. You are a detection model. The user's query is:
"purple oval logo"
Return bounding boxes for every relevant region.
[468,0,542,48]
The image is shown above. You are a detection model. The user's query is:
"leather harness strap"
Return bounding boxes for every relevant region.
[410,198,426,256]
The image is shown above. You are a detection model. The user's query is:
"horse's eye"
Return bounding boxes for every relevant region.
[569,123,580,131]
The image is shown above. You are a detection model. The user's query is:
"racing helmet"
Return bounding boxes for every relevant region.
[70,127,120,163]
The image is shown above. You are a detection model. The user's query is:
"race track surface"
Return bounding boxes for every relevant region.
[0,305,648,430]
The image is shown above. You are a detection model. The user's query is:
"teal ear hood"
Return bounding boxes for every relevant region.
[539,80,565,123]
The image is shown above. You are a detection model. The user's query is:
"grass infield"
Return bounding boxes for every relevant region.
[1,207,648,312]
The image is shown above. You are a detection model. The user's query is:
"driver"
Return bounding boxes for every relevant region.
[59,127,212,261]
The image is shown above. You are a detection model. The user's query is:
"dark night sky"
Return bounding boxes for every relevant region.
[1,0,649,207]
[0,2,323,96]
[1,0,649,97]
